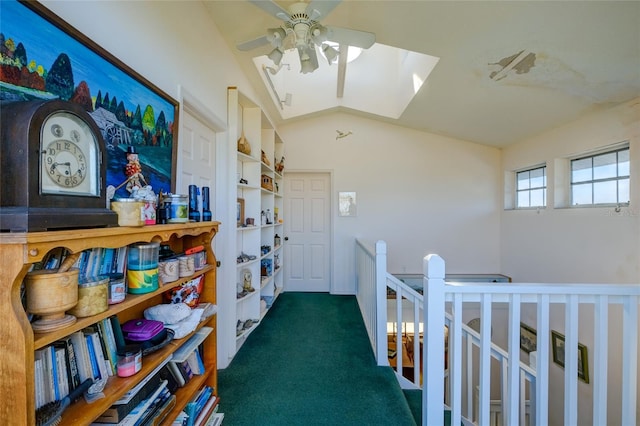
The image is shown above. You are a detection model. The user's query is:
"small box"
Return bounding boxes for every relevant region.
[261,174,274,191]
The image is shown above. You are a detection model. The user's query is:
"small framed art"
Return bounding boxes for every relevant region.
[551,330,589,384]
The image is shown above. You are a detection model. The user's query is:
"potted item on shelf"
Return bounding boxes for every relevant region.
[237,131,251,155]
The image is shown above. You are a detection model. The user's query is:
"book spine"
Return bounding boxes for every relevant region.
[49,346,60,401]
[110,315,127,352]
[85,334,101,380]
[102,319,119,374]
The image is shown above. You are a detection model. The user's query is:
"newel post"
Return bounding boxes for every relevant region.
[423,254,446,426]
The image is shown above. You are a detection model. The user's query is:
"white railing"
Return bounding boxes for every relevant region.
[355,239,640,426]
[355,239,388,366]
[423,254,639,426]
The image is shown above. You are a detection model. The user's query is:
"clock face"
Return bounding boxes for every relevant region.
[40,111,100,196]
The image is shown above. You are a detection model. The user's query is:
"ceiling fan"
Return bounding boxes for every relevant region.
[237,0,375,74]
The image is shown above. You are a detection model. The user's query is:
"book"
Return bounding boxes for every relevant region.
[194,395,218,426]
[100,248,116,275]
[186,350,204,375]
[157,364,180,393]
[94,373,162,424]
[54,345,69,399]
[142,394,176,426]
[84,332,101,380]
[69,331,92,382]
[34,350,47,407]
[118,380,168,426]
[172,359,193,383]
[136,387,171,426]
[110,315,127,352]
[166,360,186,387]
[101,318,119,374]
[172,327,213,363]
[49,345,60,401]
[56,337,81,391]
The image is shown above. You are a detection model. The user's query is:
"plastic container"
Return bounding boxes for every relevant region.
[127,242,159,294]
[68,276,108,317]
[116,346,142,377]
[108,273,126,304]
[110,199,145,227]
[158,258,179,284]
[166,194,188,223]
[127,242,160,270]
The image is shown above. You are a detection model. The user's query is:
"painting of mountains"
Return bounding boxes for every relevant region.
[0,0,177,198]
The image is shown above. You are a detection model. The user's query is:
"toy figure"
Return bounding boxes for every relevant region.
[124,146,147,193]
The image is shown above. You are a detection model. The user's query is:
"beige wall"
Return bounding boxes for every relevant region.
[501,98,640,426]
[501,98,640,284]
[280,112,502,293]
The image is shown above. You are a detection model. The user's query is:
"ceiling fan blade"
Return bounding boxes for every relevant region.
[325,26,375,49]
[305,0,341,21]
[248,0,291,21]
[237,35,270,51]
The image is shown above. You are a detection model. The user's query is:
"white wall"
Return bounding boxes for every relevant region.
[280,112,502,294]
[39,0,262,368]
[501,98,640,426]
[501,98,640,284]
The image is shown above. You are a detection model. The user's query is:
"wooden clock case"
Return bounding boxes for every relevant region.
[0,99,118,232]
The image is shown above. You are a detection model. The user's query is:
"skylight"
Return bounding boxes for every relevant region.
[253,43,439,120]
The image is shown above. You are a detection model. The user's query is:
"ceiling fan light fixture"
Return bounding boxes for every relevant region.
[266,27,287,47]
[298,46,318,74]
[268,47,284,66]
[311,25,329,45]
[322,43,339,65]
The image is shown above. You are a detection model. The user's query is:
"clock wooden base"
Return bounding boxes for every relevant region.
[0,207,118,232]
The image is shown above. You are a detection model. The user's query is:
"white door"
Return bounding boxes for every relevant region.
[179,110,216,207]
[284,172,332,292]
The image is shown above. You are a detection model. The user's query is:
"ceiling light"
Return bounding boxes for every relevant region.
[298,46,319,74]
[266,27,287,47]
[268,48,284,66]
[321,44,339,65]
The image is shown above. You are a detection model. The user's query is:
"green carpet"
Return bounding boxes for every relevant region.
[217,292,417,425]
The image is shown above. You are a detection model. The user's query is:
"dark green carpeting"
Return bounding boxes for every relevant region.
[217,292,417,425]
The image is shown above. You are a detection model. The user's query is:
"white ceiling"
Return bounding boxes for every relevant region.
[204,1,640,147]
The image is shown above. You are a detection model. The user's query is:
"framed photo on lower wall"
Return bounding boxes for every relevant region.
[551,330,589,384]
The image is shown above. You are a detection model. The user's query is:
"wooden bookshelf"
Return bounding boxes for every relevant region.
[0,222,219,425]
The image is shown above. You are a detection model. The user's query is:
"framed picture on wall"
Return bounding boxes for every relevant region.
[520,322,537,353]
[0,0,179,198]
[551,330,589,384]
[338,191,357,217]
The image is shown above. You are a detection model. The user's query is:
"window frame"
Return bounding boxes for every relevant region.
[570,146,630,207]
[515,164,547,209]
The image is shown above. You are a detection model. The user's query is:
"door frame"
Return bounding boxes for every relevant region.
[284,169,335,293]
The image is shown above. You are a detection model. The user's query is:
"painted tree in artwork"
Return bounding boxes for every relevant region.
[156,111,168,147]
[45,53,74,100]
[131,105,143,131]
[142,105,156,145]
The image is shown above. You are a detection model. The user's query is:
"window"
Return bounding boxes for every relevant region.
[516,166,546,208]
[571,147,629,206]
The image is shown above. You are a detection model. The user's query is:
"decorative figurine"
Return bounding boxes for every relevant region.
[124,146,147,193]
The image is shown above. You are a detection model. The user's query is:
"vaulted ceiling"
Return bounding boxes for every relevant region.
[204,1,640,147]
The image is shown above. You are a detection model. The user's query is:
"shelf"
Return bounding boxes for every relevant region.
[34,265,215,350]
[236,258,259,268]
[0,221,219,425]
[60,316,215,425]
[237,152,256,162]
[236,289,259,304]
[237,225,259,232]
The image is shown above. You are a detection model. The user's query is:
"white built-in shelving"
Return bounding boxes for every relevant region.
[227,87,285,355]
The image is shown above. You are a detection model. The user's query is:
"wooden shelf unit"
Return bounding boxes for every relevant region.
[0,222,219,425]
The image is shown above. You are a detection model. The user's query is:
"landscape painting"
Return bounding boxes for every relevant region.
[0,0,178,198]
